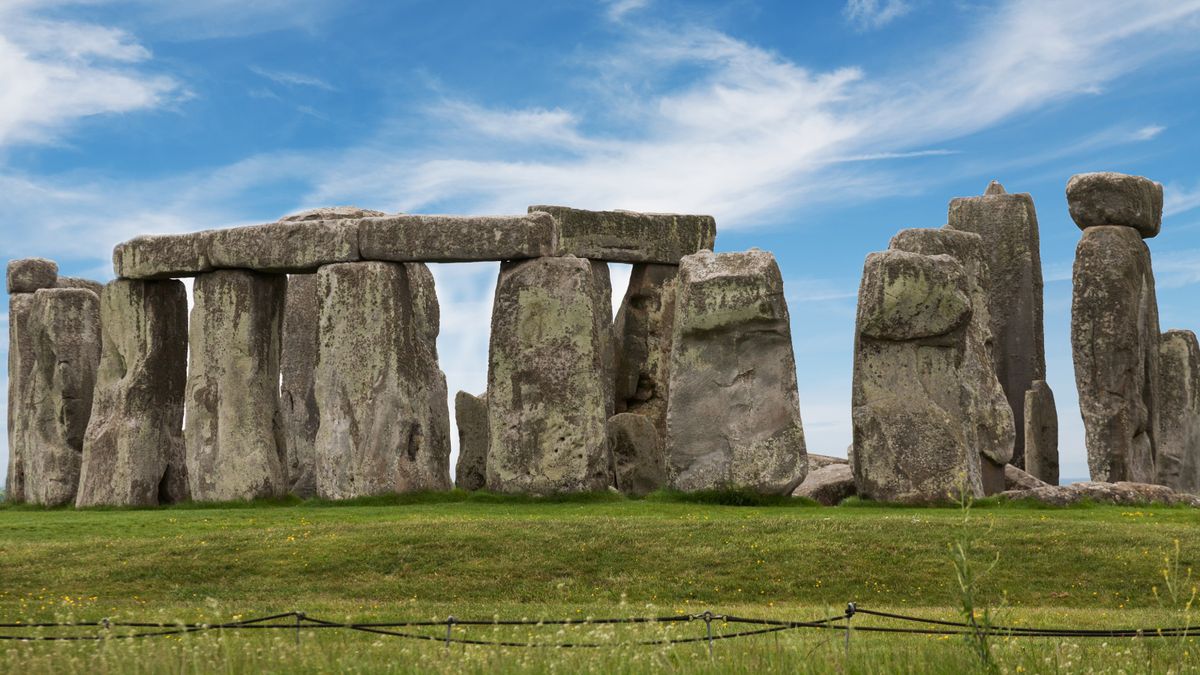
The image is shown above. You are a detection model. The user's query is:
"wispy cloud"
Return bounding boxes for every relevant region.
[844,0,913,31]
[604,0,651,21]
[1165,180,1200,218]
[1153,248,1200,289]
[249,65,336,91]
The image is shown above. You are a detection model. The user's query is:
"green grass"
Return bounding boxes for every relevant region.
[1,494,1198,672]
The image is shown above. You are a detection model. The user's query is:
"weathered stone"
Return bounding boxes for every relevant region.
[1004,463,1049,491]
[1066,172,1164,238]
[184,270,288,501]
[1156,330,1200,494]
[280,206,385,222]
[889,228,1015,495]
[76,280,189,507]
[486,256,612,494]
[1071,225,1159,483]
[280,274,320,498]
[531,205,716,264]
[359,213,557,262]
[666,250,807,494]
[5,294,35,501]
[852,250,984,503]
[56,277,104,296]
[113,232,213,279]
[613,264,677,439]
[807,454,849,471]
[607,413,668,497]
[208,220,360,273]
[1023,380,1059,485]
[314,262,451,499]
[7,258,58,294]
[454,391,489,491]
[947,181,1046,471]
[792,463,855,505]
[1002,481,1200,508]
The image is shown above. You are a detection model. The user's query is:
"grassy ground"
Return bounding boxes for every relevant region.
[2,492,1199,672]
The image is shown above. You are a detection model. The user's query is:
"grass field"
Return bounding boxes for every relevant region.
[2,492,1199,673]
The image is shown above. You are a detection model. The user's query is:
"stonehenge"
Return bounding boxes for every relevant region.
[1155,330,1200,494]
[454,392,489,491]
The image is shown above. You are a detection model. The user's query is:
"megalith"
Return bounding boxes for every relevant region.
[314,261,451,499]
[1067,172,1163,238]
[486,256,612,493]
[946,180,1047,473]
[281,274,320,498]
[77,280,189,506]
[1156,330,1200,494]
[1023,380,1059,486]
[613,264,677,440]
[607,412,668,497]
[852,249,984,503]
[7,258,58,294]
[454,391,489,491]
[184,270,288,501]
[5,293,35,501]
[665,250,807,495]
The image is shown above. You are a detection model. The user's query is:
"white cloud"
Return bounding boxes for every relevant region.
[1165,181,1200,218]
[604,0,651,21]
[1132,124,1166,141]
[249,66,336,91]
[1153,248,1200,289]
[844,0,912,31]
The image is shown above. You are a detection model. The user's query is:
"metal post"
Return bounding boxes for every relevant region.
[295,612,304,646]
[446,616,456,649]
[844,602,856,655]
[703,611,714,659]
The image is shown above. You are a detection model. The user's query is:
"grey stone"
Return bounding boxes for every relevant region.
[792,464,855,505]
[7,258,58,294]
[666,250,807,495]
[531,205,716,264]
[855,250,972,342]
[207,219,360,273]
[184,270,288,501]
[1066,172,1164,238]
[613,264,677,440]
[76,280,189,507]
[1156,330,1200,494]
[314,262,451,499]
[280,206,385,222]
[486,256,612,494]
[454,391,489,491]
[113,232,214,279]
[359,213,557,262]
[1071,225,1159,483]
[1023,381,1059,485]
[807,454,849,471]
[607,413,668,497]
[56,277,105,296]
[1002,482,1200,508]
[1004,463,1050,491]
[5,294,35,501]
[947,181,1046,471]
[281,274,320,498]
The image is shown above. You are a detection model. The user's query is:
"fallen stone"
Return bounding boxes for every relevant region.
[1066,172,1164,238]
[1071,225,1159,483]
[1156,330,1200,494]
[184,270,288,501]
[1023,380,1059,485]
[359,213,557,262]
[807,454,848,471]
[607,413,668,497]
[531,205,716,264]
[280,206,385,221]
[1004,463,1050,491]
[76,280,189,507]
[792,464,855,505]
[666,250,807,495]
[113,232,214,279]
[486,256,612,494]
[1002,482,1200,508]
[454,391,489,491]
[7,258,58,294]
[613,264,677,439]
[280,274,320,498]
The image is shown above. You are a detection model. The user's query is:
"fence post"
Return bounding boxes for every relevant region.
[446,616,457,649]
[844,602,856,656]
[295,612,304,647]
[703,611,714,659]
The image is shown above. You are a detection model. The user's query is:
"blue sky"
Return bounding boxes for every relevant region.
[2,0,1200,482]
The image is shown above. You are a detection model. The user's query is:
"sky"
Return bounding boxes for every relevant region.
[2,0,1200,484]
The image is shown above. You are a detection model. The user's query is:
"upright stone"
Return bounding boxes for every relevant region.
[184,270,288,501]
[607,413,668,496]
[5,294,35,501]
[486,256,611,493]
[665,250,807,495]
[314,262,451,499]
[454,391,489,491]
[77,280,189,506]
[613,264,677,439]
[280,274,320,498]
[1156,330,1200,494]
[947,181,1046,471]
[1023,380,1059,486]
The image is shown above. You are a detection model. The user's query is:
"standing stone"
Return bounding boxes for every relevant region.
[1156,330,1200,494]
[454,391,489,491]
[184,270,288,501]
[1071,225,1160,483]
[607,413,668,496]
[947,181,1046,471]
[1023,380,1059,486]
[5,294,35,501]
[852,249,984,503]
[281,274,320,498]
[665,250,807,495]
[613,264,678,440]
[7,258,58,294]
[76,280,189,506]
[889,229,1015,494]
[314,262,451,499]
[486,256,612,493]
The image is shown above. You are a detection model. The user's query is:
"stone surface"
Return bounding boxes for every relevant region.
[208,221,359,273]
[1071,225,1160,483]
[56,277,104,296]
[607,413,668,497]
[947,181,1046,471]
[1066,172,1164,238]
[1002,482,1200,508]
[852,250,984,503]
[7,258,58,294]
[486,256,612,494]
[113,232,214,279]
[613,264,677,439]
[184,270,288,501]
[314,262,451,499]
[1156,330,1200,494]
[531,205,716,264]
[454,391,489,491]
[792,463,855,505]
[5,294,35,501]
[1023,380,1059,485]
[1004,463,1050,491]
[807,454,849,471]
[76,280,189,507]
[280,206,385,221]
[666,250,807,495]
[281,274,320,498]
[359,213,557,262]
